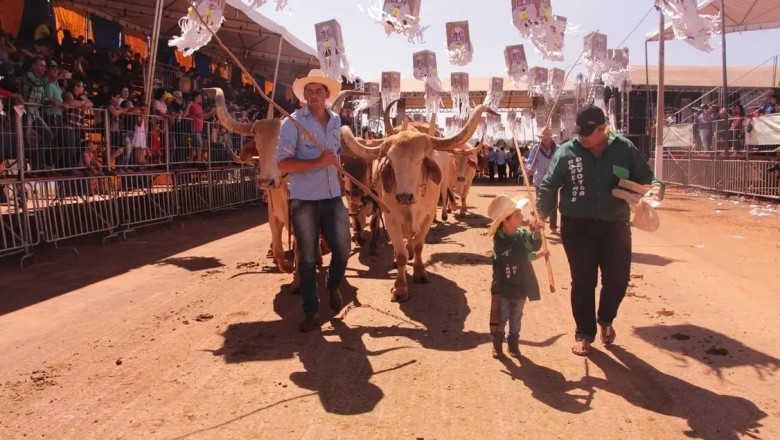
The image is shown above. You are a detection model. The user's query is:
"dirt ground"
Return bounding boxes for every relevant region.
[0,180,778,440]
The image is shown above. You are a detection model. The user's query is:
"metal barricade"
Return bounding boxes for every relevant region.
[661,157,779,200]
[210,167,261,209]
[30,176,119,253]
[116,172,176,235]
[0,181,37,266]
[174,170,213,216]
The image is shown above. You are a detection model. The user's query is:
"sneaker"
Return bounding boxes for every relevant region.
[299,313,319,332]
[329,289,343,312]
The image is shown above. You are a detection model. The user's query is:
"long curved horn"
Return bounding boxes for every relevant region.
[430,105,498,151]
[208,87,254,135]
[331,90,371,114]
[428,113,437,136]
[453,141,482,155]
[383,98,401,135]
[340,126,383,161]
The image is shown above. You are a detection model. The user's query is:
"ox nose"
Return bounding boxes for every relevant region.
[395,193,415,205]
[456,176,466,182]
[258,178,277,190]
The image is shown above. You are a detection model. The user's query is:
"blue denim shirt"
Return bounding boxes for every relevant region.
[526,141,558,187]
[276,105,342,200]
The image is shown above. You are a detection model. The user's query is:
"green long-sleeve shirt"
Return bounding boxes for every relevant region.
[537,132,659,221]
[491,228,542,301]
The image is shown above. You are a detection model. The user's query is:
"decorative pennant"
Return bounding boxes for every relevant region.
[446,21,473,66]
[484,77,503,111]
[362,0,427,43]
[504,44,529,86]
[548,67,565,101]
[314,19,353,81]
[531,14,566,62]
[602,48,631,91]
[528,67,549,98]
[450,72,471,122]
[169,0,227,56]
[413,50,444,118]
[354,82,381,119]
[240,0,291,11]
[583,31,608,82]
[381,71,401,118]
[511,0,566,62]
[486,112,504,143]
[655,0,720,52]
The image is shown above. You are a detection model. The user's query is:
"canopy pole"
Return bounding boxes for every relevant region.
[720,0,728,107]
[654,9,665,180]
[268,35,284,119]
[645,39,651,135]
[145,0,165,109]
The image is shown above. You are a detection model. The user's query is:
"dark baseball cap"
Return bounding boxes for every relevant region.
[575,105,606,136]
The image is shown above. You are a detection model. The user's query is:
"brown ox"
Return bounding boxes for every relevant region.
[341,105,495,302]
[211,87,363,276]
[449,142,483,217]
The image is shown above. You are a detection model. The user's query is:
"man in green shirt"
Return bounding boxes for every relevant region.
[536,105,662,356]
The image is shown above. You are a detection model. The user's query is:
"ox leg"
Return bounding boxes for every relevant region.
[368,210,382,256]
[412,215,434,284]
[440,187,449,222]
[387,222,409,302]
[270,215,294,273]
[459,186,470,217]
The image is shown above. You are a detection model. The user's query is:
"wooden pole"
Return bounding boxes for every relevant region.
[189,6,390,213]
[654,10,665,180]
[510,127,555,293]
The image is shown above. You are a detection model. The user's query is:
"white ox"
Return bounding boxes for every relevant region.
[340,105,495,302]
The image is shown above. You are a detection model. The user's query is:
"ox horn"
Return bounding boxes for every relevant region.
[430,105,497,151]
[428,113,437,136]
[331,90,371,114]
[453,141,482,155]
[382,98,402,135]
[340,126,383,161]
[208,87,254,136]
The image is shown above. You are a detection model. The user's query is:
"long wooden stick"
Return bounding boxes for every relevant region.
[189,6,390,213]
[510,127,555,293]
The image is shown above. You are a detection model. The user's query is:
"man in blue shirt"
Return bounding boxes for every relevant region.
[486,147,497,182]
[276,69,351,332]
[526,126,559,233]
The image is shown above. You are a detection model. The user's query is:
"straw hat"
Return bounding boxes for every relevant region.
[292,69,342,104]
[487,194,530,237]
[536,126,554,139]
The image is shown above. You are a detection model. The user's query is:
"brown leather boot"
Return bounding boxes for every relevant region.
[492,336,506,359]
[507,337,520,358]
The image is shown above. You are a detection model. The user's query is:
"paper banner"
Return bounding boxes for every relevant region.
[584,31,608,82]
[531,14,566,62]
[529,67,548,98]
[446,20,473,66]
[602,48,631,91]
[504,44,529,86]
[413,50,444,119]
[169,0,227,56]
[655,0,720,52]
[381,71,401,118]
[484,77,503,112]
[511,0,564,62]
[451,72,471,122]
[315,19,353,81]
[362,0,427,43]
[548,67,565,101]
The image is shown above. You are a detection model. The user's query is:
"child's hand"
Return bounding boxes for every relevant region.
[529,217,546,231]
[537,248,550,258]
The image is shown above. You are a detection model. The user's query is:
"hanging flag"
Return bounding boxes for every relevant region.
[583,31,608,82]
[504,44,529,87]
[511,0,542,39]
[450,72,471,122]
[486,112,504,143]
[602,48,631,91]
[531,14,566,62]
[412,50,444,118]
[528,67,549,98]
[484,77,503,111]
[655,0,720,52]
[362,0,427,43]
[548,67,565,101]
[169,0,227,56]
[445,21,473,66]
[355,81,381,118]
[381,71,401,118]
[314,19,353,81]
[511,0,565,62]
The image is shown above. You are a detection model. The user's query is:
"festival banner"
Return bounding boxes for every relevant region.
[446,20,473,66]
[381,71,402,118]
[314,19,353,81]
[504,44,529,86]
[169,0,227,56]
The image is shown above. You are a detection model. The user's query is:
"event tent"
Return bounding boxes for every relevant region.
[645,0,780,41]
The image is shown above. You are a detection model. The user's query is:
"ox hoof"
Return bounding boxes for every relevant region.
[442,212,448,221]
[413,273,430,284]
[391,288,410,303]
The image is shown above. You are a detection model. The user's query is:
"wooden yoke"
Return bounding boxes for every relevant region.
[511,128,556,294]
[190,7,390,214]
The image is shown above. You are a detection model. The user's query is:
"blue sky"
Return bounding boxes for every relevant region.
[260,0,780,82]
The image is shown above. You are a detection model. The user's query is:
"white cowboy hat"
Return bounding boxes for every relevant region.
[536,126,555,139]
[292,69,342,104]
[487,194,531,237]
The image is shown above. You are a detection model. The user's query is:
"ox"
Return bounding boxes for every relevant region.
[341,105,495,302]
[211,87,363,276]
[449,142,483,217]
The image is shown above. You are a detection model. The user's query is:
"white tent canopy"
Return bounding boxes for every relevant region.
[53,0,319,86]
[645,0,780,41]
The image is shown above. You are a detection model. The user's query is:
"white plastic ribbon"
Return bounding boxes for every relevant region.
[413,50,445,119]
[381,71,401,118]
[446,21,473,66]
[655,0,720,52]
[601,48,631,91]
[314,19,354,82]
[169,0,226,56]
[484,77,503,112]
[450,72,471,122]
[362,0,428,44]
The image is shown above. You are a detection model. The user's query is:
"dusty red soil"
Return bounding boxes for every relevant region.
[0,181,778,439]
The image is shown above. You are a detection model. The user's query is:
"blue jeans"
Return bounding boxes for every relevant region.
[290,197,351,315]
[499,296,527,340]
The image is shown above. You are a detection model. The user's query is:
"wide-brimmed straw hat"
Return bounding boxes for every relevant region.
[487,194,530,237]
[292,69,342,104]
[536,126,555,139]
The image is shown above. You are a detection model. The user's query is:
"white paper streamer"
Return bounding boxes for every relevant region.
[655,0,720,52]
[529,67,549,99]
[362,0,428,44]
[601,48,631,91]
[484,77,503,112]
[315,19,354,82]
[381,71,401,119]
[450,72,471,122]
[169,0,226,56]
[413,50,445,119]
[583,31,609,82]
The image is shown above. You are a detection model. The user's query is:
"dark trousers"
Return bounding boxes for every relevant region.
[497,163,507,181]
[487,161,495,181]
[560,216,632,343]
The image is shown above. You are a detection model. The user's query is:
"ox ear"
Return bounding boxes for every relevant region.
[381,162,395,193]
[423,157,442,185]
[467,159,478,170]
[239,140,257,162]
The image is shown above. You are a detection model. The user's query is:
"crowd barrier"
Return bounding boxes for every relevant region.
[656,157,779,199]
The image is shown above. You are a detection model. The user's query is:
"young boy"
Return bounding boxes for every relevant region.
[487,194,549,359]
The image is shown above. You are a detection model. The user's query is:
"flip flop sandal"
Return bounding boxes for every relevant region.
[600,325,616,345]
[571,339,591,356]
